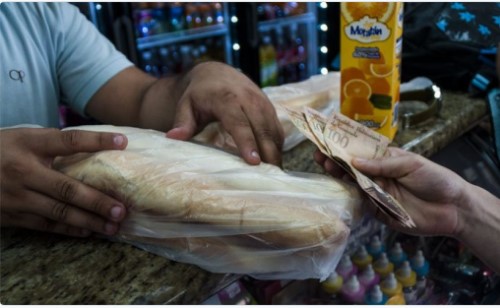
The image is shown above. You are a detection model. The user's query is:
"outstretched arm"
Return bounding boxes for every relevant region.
[85,62,284,166]
[315,147,500,273]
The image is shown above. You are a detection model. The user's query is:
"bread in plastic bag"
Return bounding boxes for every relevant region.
[193,72,340,153]
[54,125,363,280]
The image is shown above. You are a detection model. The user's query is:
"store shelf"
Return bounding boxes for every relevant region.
[257,12,316,32]
[137,23,229,50]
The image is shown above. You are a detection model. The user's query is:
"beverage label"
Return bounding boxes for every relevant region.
[340,2,404,140]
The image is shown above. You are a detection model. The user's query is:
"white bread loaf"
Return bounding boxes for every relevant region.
[54,125,362,280]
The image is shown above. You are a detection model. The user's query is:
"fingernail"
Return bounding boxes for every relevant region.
[110,205,123,220]
[352,157,368,164]
[113,135,125,146]
[105,222,116,235]
[251,150,260,159]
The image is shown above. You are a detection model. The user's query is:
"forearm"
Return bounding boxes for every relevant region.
[86,67,170,127]
[455,183,500,273]
[137,76,180,131]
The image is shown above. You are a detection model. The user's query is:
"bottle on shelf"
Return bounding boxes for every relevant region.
[364,284,387,305]
[283,26,298,83]
[197,43,211,63]
[373,252,394,279]
[321,271,343,297]
[388,242,408,268]
[135,9,158,38]
[259,34,278,87]
[199,3,214,27]
[380,272,403,299]
[410,250,430,296]
[272,3,285,19]
[180,44,194,71]
[151,2,169,34]
[290,23,307,81]
[158,47,174,77]
[275,27,287,85]
[358,264,380,290]
[340,275,366,304]
[212,2,224,24]
[336,255,358,281]
[352,245,374,271]
[184,3,199,30]
[168,2,185,32]
[366,235,385,259]
[385,293,406,305]
[140,49,160,77]
[395,260,418,304]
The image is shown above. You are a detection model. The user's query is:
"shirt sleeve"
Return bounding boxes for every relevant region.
[55,3,134,116]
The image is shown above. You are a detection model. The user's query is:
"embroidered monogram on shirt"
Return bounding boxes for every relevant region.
[9,69,25,83]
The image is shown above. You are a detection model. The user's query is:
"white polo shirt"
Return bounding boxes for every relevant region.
[0,2,133,127]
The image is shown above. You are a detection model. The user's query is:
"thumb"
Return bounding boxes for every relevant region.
[165,99,198,140]
[352,155,416,179]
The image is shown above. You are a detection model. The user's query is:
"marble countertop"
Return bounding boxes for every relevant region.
[0,91,488,304]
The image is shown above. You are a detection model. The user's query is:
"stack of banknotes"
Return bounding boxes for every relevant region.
[282,105,416,228]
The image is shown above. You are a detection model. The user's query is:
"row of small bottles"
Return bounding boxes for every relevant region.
[256,2,308,21]
[259,24,308,87]
[139,37,225,77]
[133,2,225,38]
[321,236,431,305]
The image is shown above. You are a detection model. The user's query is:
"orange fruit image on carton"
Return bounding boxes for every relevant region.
[340,2,404,140]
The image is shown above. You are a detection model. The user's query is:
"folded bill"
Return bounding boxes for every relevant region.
[282,105,416,228]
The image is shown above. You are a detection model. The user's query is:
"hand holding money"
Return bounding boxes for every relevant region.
[281,105,416,228]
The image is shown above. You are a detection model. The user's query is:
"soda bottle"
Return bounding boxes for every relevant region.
[273,3,285,19]
[290,24,308,81]
[199,4,213,27]
[141,49,160,77]
[135,9,157,37]
[283,26,298,83]
[169,2,185,32]
[180,44,194,71]
[185,4,198,29]
[197,43,211,62]
[152,3,169,34]
[158,47,175,77]
[259,34,278,87]
[275,27,287,85]
[212,2,224,24]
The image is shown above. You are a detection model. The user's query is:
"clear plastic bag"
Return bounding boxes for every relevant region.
[193,72,341,153]
[55,125,363,280]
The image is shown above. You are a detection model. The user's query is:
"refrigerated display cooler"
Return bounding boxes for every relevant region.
[74,2,233,78]
[231,2,319,87]
[73,2,335,88]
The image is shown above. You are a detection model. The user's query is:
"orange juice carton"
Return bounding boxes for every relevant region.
[340,2,404,140]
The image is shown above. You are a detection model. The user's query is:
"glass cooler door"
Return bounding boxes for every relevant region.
[230,2,319,87]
